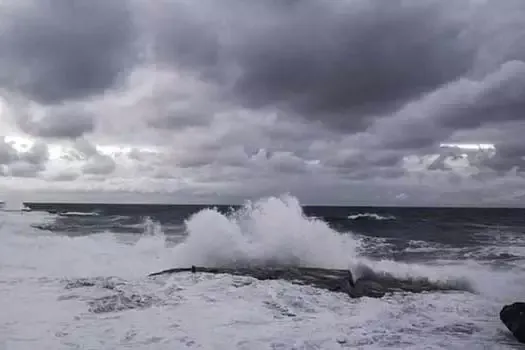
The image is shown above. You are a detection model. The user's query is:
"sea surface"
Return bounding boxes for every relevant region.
[1,194,525,349]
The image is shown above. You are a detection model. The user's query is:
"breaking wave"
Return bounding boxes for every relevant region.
[347,213,396,220]
[170,194,361,269]
[164,194,523,299]
[58,211,100,217]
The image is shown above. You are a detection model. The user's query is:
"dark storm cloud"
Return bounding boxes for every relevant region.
[2,0,525,202]
[151,3,221,79]
[438,61,525,131]
[2,0,521,137]
[0,0,137,104]
[147,110,214,130]
[478,142,525,174]
[139,0,525,186]
[146,0,525,171]
[233,2,473,126]
[376,60,525,155]
[152,0,474,131]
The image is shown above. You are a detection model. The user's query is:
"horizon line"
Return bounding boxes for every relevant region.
[20,201,525,210]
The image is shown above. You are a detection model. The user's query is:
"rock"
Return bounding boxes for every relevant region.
[349,280,386,298]
[148,265,473,299]
[500,302,525,343]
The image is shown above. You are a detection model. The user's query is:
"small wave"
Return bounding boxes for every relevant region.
[404,240,451,253]
[347,213,396,221]
[473,230,525,247]
[106,215,133,222]
[58,211,100,217]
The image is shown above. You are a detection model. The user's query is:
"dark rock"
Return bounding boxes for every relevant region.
[148,265,474,299]
[500,302,525,344]
[349,280,385,298]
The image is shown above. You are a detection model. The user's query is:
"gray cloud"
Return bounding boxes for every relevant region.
[18,140,49,165]
[82,154,116,175]
[150,0,475,131]
[50,171,81,182]
[0,0,137,104]
[1,0,525,205]
[372,60,525,160]
[0,137,49,177]
[68,138,116,175]
[72,138,99,160]
[8,162,44,178]
[478,142,525,174]
[0,138,19,165]
[16,105,95,139]
[138,0,525,184]
[232,2,473,128]
[147,111,213,130]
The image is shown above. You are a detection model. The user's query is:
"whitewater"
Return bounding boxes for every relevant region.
[1,195,524,349]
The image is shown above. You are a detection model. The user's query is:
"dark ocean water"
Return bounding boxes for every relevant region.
[26,203,525,239]
[25,201,525,265]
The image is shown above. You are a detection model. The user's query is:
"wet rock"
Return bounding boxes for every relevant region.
[148,265,473,299]
[500,302,525,344]
[348,280,385,298]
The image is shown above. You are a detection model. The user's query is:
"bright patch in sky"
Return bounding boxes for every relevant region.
[4,135,161,160]
[5,135,64,160]
[440,143,495,151]
[5,135,33,152]
[97,144,161,156]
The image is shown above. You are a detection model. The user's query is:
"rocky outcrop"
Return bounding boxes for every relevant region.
[148,265,474,299]
[500,302,525,344]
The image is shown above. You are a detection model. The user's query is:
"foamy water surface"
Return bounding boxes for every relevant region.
[1,195,524,349]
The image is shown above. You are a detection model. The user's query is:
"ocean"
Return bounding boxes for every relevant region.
[1,194,524,349]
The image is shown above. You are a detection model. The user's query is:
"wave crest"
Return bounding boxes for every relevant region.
[171,194,361,269]
[348,213,396,220]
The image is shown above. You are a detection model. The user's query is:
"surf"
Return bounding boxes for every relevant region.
[157,194,518,300]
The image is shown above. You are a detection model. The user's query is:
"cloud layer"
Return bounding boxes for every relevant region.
[1,0,525,205]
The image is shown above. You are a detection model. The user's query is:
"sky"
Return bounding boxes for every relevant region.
[0,0,525,206]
